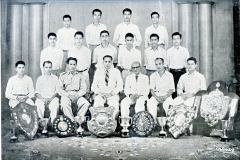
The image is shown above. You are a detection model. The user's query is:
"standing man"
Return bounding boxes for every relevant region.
[144,33,167,78]
[121,61,149,118]
[5,61,35,108]
[118,33,141,84]
[56,14,77,73]
[145,12,168,49]
[113,8,142,47]
[57,57,90,122]
[68,31,91,94]
[167,32,189,98]
[35,61,59,123]
[93,30,117,69]
[40,32,63,76]
[92,55,123,120]
[147,58,175,122]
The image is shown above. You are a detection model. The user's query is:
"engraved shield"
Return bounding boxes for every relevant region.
[12,102,38,140]
[53,115,73,137]
[87,106,117,137]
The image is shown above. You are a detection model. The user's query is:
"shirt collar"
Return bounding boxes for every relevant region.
[92,22,101,27]
[15,74,26,79]
[43,73,53,77]
[173,45,182,50]
[151,46,158,51]
[187,70,196,75]
[100,43,110,48]
[67,70,78,75]
[122,22,132,26]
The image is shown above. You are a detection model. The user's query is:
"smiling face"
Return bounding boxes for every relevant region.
[48,35,57,47]
[93,11,102,22]
[43,62,52,75]
[172,35,181,46]
[15,64,25,76]
[187,60,197,72]
[150,36,159,47]
[68,60,77,72]
[74,34,83,46]
[125,36,134,48]
[123,11,131,22]
[103,57,112,70]
[63,17,71,28]
[151,14,159,24]
[100,33,109,44]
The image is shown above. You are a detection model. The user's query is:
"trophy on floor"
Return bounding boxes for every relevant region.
[119,116,132,138]
[220,120,230,142]
[39,118,49,137]
[157,117,167,137]
[9,118,18,143]
[74,116,87,137]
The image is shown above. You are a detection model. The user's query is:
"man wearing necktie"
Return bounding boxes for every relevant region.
[92,55,123,120]
[120,61,150,119]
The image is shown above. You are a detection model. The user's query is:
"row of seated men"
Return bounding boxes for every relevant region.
[5,54,206,136]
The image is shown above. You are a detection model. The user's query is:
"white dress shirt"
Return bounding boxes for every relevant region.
[124,73,150,98]
[144,46,167,70]
[85,23,107,46]
[113,22,142,47]
[118,45,141,70]
[40,46,63,72]
[91,67,123,95]
[5,75,35,99]
[35,74,58,98]
[167,45,190,69]
[68,45,91,71]
[56,27,77,50]
[145,24,169,49]
[177,71,206,95]
[150,71,175,96]
[93,44,117,69]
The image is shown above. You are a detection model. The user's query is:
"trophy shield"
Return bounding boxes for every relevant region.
[132,111,155,137]
[53,115,73,137]
[87,106,117,137]
[11,102,38,140]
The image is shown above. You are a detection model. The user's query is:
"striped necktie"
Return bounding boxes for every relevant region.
[105,69,109,86]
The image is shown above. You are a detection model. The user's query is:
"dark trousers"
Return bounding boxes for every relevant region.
[169,68,186,99]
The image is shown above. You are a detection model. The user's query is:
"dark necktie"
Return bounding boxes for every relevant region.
[136,75,138,82]
[105,69,109,86]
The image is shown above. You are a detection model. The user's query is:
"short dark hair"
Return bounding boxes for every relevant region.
[63,14,71,21]
[100,30,109,37]
[123,8,132,14]
[125,33,134,39]
[74,31,84,38]
[43,61,52,67]
[155,58,164,63]
[150,34,159,40]
[92,9,102,16]
[151,12,159,18]
[15,61,25,67]
[172,32,182,39]
[187,57,197,64]
[67,57,77,64]
[103,55,113,61]
[48,32,57,39]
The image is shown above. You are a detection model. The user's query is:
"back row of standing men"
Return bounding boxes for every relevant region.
[5,8,207,135]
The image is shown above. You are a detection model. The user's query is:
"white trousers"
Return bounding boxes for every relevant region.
[61,96,90,121]
[9,98,34,108]
[81,70,90,93]
[147,96,173,121]
[35,97,59,122]
[121,96,147,117]
[94,95,119,120]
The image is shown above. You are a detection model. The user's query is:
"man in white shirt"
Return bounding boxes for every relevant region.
[118,33,142,84]
[144,34,167,78]
[68,31,91,94]
[121,61,149,119]
[113,8,142,47]
[56,15,77,73]
[93,30,117,69]
[35,61,59,123]
[145,12,168,49]
[167,32,189,98]
[147,58,175,121]
[40,32,63,76]
[5,61,35,108]
[92,55,123,120]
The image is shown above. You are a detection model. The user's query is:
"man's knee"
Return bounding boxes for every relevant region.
[61,96,71,108]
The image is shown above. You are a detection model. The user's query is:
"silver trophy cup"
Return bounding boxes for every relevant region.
[157,117,167,137]
[119,116,132,137]
[220,120,229,142]
[74,116,87,137]
[40,118,49,137]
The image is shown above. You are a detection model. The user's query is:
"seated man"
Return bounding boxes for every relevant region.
[35,61,59,123]
[147,58,175,121]
[57,57,90,122]
[172,57,206,106]
[91,55,123,120]
[5,61,35,108]
[121,61,150,118]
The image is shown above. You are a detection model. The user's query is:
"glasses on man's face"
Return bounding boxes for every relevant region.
[132,66,140,70]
